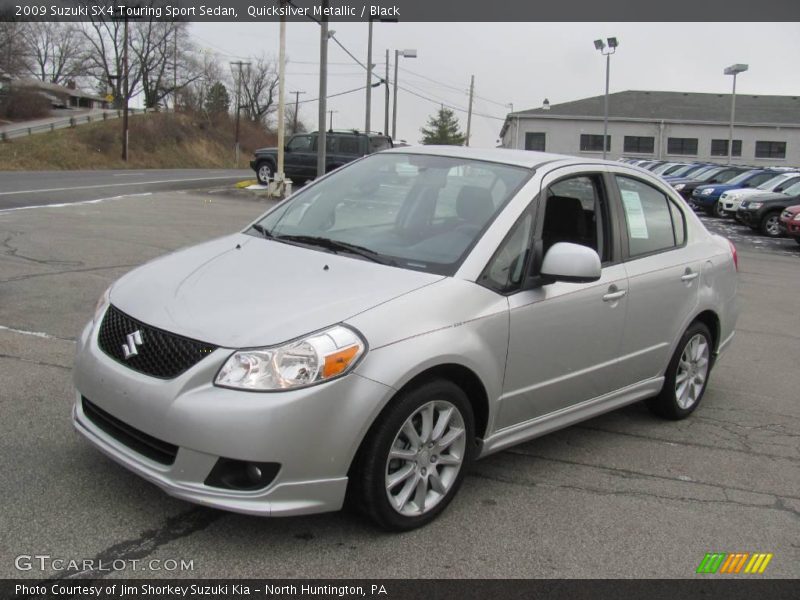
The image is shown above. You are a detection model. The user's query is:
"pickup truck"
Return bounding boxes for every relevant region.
[250,130,393,185]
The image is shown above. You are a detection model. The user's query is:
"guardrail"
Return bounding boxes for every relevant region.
[0,108,152,141]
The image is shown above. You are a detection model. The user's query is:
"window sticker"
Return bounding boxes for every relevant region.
[620,190,649,239]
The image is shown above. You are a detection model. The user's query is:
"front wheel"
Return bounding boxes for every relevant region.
[255,161,273,185]
[647,322,712,420]
[760,211,783,238]
[351,379,475,531]
[712,200,726,218]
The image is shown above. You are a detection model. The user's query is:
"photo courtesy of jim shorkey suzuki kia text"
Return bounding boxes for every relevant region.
[15,584,389,597]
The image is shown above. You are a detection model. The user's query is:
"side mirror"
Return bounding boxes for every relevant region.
[540,242,601,283]
[284,145,291,152]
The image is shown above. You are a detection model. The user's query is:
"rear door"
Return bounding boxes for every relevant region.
[611,173,701,386]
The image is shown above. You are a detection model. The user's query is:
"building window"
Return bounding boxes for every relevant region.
[710,139,742,157]
[667,137,698,156]
[580,134,610,152]
[525,132,546,151]
[755,141,786,159]
[623,136,655,154]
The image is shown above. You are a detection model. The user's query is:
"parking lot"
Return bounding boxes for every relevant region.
[1,187,798,579]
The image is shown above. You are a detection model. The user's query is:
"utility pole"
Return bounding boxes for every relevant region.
[317,0,329,178]
[230,60,250,167]
[328,109,338,130]
[276,3,287,188]
[392,50,399,139]
[173,25,177,111]
[290,90,305,134]
[121,16,129,161]
[384,48,390,136]
[465,75,474,147]
[365,18,373,133]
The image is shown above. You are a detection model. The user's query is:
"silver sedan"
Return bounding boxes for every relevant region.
[73,147,739,530]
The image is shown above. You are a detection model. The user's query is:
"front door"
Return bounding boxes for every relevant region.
[497,168,629,430]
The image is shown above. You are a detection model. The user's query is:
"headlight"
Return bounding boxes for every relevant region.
[674,183,685,191]
[748,202,763,209]
[215,325,366,391]
[793,213,800,221]
[93,286,111,325]
[701,188,714,195]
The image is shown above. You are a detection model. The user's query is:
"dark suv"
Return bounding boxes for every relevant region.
[250,130,393,185]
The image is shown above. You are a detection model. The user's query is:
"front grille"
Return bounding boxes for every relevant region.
[82,397,178,465]
[97,305,217,379]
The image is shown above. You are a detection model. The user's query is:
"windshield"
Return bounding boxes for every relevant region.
[252,153,530,275]
[782,181,800,196]
[669,164,699,177]
[758,174,794,191]
[694,167,727,182]
[725,171,761,186]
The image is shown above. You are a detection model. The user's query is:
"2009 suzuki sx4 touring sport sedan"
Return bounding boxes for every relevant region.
[73,147,738,530]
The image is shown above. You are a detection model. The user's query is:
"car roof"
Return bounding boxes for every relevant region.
[382,145,603,169]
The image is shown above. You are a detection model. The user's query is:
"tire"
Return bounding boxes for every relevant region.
[647,322,713,420]
[759,211,783,238]
[350,379,475,531]
[255,161,274,185]
[712,200,726,219]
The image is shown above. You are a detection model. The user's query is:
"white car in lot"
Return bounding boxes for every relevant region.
[720,172,800,216]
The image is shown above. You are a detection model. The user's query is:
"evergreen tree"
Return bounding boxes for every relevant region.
[419,106,466,145]
[204,82,230,115]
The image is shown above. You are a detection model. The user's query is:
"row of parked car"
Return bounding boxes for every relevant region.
[619,158,800,244]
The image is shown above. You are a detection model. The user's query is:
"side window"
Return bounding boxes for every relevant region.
[616,176,684,257]
[481,212,533,293]
[369,137,392,152]
[337,136,361,154]
[540,174,609,262]
[287,135,312,152]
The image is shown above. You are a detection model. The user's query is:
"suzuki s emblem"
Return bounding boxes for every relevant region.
[122,330,143,359]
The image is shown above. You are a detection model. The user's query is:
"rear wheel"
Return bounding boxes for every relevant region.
[647,322,712,420]
[256,161,273,185]
[351,379,475,531]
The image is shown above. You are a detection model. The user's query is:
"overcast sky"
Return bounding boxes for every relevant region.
[190,22,800,147]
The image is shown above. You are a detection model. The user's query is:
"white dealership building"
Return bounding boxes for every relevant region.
[499,90,800,166]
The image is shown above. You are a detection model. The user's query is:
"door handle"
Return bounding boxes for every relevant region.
[603,288,627,302]
[680,270,699,282]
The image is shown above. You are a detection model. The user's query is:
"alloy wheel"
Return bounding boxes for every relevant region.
[674,333,710,409]
[384,400,466,517]
[764,214,781,237]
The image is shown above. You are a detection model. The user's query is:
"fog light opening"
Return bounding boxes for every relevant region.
[204,458,280,491]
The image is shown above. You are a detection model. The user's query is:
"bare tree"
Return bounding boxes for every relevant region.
[179,51,226,116]
[0,19,29,77]
[21,22,89,84]
[81,17,141,109]
[240,54,279,125]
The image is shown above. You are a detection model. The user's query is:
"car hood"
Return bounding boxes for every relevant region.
[108,233,444,348]
[254,146,278,154]
[742,191,799,204]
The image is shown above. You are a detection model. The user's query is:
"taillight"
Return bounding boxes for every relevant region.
[728,239,738,272]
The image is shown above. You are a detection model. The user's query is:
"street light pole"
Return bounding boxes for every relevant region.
[392,48,417,140]
[594,37,619,160]
[384,49,390,135]
[724,63,748,165]
[317,0,329,178]
[365,19,373,133]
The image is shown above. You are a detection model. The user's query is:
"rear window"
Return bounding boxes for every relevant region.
[370,137,393,152]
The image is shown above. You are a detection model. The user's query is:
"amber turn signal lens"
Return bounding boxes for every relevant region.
[322,345,360,378]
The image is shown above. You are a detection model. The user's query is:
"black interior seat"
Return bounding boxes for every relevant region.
[542,195,590,252]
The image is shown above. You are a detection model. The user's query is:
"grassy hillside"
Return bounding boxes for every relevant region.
[0,112,275,170]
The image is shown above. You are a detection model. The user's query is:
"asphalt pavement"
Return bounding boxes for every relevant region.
[0,187,798,579]
[0,169,251,211]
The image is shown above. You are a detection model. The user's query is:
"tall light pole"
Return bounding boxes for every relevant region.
[392,48,417,140]
[317,1,330,178]
[365,16,397,134]
[276,2,287,188]
[384,49,390,135]
[724,63,748,165]
[593,36,619,160]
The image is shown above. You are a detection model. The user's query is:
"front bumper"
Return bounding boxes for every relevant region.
[72,314,394,516]
[779,216,800,238]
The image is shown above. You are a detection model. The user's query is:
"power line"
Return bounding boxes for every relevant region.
[397,85,506,121]
[296,84,371,105]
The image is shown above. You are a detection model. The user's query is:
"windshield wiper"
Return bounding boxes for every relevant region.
[249,223,273,238]
[275,234,395,265]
